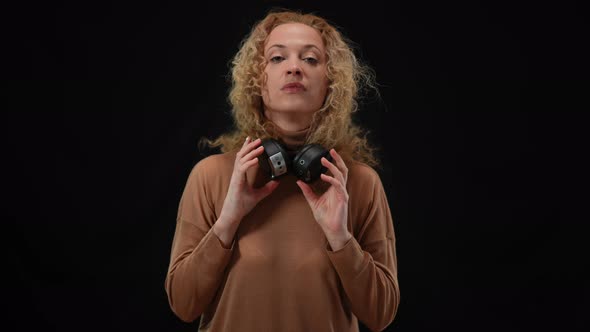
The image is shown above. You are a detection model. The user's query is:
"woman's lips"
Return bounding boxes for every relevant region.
[281,82,305,93]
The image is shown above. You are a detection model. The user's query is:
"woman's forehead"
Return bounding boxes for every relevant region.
[265,23,325,53]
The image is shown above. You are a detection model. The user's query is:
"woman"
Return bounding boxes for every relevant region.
[165,9,400,332]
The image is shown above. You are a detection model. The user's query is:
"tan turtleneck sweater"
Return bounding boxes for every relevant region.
[165,126,400,332]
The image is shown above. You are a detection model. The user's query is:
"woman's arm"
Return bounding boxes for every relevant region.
[326,167,400,332]
[164,160,235,323]
[165,139,280,323]
[297,150,400,331]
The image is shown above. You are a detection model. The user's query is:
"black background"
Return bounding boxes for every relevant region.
[7,0,588,331]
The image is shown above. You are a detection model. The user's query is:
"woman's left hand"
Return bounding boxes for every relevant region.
[296,149,352,250]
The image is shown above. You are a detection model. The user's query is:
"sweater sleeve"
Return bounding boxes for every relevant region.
[164,158,234,323]
[326,168,400,332]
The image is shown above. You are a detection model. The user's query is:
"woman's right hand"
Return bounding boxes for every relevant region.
[218,137,280,227]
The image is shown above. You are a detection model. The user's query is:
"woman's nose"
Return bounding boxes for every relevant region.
[286,62,302,75]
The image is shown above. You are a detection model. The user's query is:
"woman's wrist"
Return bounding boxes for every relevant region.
[213,215,240,248]
[325,231,353,251]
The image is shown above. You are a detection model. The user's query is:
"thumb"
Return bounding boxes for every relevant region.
[296,180,318,206]
[254,179,280,201]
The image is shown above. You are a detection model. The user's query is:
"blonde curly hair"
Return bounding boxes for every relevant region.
[200,9,381,168]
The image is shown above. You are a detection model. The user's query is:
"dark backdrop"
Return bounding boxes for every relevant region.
[8,0,587,331]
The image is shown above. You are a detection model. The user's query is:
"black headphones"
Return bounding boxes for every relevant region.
[258,139,332,183]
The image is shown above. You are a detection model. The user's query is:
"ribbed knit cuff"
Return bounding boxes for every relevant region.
[198,229,235,275]
[326,237,368,277]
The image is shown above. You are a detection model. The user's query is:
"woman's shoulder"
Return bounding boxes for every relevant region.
[188,150,238,181]
[346,160,390,232]
[195,150,237,169]
[346,159,388,200]
[347,159,382,185]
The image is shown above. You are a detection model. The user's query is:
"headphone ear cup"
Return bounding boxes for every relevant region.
[258,139,290,179]
[292,144,331,183]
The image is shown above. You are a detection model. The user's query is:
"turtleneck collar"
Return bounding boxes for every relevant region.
[269,122,311,152]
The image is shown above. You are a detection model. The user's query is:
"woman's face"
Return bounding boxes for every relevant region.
[261,23,329,117]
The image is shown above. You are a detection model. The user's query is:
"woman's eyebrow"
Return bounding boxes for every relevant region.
[265,44,322,54]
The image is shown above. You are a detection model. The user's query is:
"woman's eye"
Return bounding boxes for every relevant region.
[270,56,284,63]
[304,57,318,64]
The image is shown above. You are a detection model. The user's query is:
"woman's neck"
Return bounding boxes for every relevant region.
[263,110,312,151]
[263,109,313,132]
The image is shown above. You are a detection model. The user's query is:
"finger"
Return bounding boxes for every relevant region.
[237,136,250,158]
[246,137,262,149]
[238,157,259,173]
[253,180,280,201]
[321,156,344,183]
[242,138,262,160]
[230,157,258,185]
[237,137,261,158]
[320,173,348,196]
[296,180,319,206]
[241,145,264,163]
[329,149,348,183]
